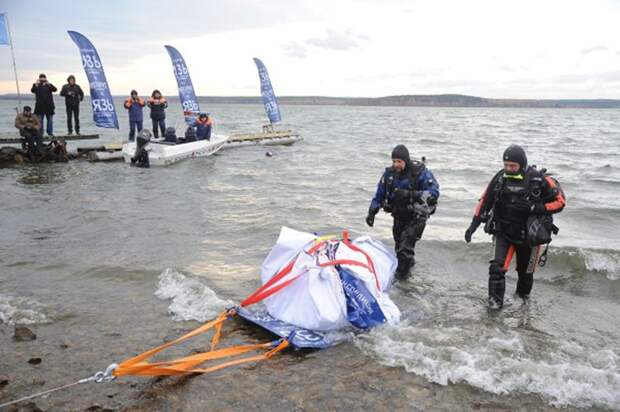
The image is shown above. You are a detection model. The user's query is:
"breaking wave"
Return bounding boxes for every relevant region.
[154,268,234,322]
[0,294,52,325]
[356,321,620,409]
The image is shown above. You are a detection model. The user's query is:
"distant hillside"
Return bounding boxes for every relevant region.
[2,93,620,108]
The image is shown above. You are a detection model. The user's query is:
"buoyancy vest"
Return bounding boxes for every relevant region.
[382,160,425,218]
[148,97,168,120]
[489,166,546,241]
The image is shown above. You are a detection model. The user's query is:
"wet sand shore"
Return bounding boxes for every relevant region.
[0,277,599,412]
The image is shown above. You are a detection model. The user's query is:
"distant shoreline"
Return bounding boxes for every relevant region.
[1,93,619,108]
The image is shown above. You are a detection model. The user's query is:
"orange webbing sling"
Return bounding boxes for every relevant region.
[112,309,288,378]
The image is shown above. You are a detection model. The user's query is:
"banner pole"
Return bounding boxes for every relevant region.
[5,13,22,112]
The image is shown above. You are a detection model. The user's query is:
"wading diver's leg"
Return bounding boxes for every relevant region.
[393,218,417,279]
[515,243,540,300]
[489,235,515,308]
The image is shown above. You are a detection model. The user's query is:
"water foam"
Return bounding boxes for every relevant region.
[154,268,234,322]
[581,250,620,280]
[0,294,51,325]
[356,322,620,409]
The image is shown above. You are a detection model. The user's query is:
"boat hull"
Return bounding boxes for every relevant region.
[122,134,227,166]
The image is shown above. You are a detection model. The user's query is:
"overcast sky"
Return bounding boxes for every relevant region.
[1,0,620,99]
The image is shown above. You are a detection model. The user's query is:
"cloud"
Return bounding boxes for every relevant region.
[282,41,307,58]
[581,45,608,54]
[506,71,620,86]
[306,29,369,51]
[497,65,515,72]
[410,78,485,89]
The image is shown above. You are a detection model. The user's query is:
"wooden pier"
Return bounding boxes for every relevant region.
[0,133,99,144]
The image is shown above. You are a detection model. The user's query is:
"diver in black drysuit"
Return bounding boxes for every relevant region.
[464,144,566,308]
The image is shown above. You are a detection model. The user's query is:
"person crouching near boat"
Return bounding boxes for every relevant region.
[14,106,43,160]
[131,129,151,168]
[123,90,145,142]
[193,112,212,140]
[147,90,168,139]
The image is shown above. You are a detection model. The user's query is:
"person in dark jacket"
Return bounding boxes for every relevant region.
[30,73,57,136]
[464,144,566,309]
[366,145,440,280]
[14,106,43,159]
[123,90,145,142]
[60,75,84,135]
[193,112,212,140]
[147,90,168,139]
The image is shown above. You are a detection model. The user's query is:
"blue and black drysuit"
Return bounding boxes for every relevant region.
[368,156,440,279]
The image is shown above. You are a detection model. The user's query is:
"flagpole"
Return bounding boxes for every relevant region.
[4,13,21,112]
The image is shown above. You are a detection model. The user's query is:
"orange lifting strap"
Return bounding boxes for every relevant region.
[112,310,289,378]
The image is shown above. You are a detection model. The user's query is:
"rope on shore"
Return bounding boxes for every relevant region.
[0,364,117,409]
[0,377,92,409]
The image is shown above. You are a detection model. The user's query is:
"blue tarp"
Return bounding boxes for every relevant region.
[236,307,336,349]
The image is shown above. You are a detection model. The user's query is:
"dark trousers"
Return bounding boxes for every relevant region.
[392,217,426,279]
[37,113,53,136]
[489,235,541,306]
[128,120,143,142]
[66,106,80,134]
[20,128,43,158]
[152,118,166,139]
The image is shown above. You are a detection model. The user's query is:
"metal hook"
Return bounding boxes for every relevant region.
[93,363,118,383]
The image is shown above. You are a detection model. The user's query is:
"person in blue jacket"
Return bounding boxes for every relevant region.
[366,144,440,280]
[123,90,145,142]
[193,112,212,140]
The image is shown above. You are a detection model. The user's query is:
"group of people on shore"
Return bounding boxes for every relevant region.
[368,144,565,309]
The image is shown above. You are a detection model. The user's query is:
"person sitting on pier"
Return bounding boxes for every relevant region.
[14,106,43,160]
[193,112,212,140]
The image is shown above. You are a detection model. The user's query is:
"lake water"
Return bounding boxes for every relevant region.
[1,97,619,410]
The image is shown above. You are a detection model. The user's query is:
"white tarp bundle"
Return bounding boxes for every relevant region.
[259,227,400,332]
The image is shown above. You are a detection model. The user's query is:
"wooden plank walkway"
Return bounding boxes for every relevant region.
[0,134,99,144]
[227,130,299,143]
